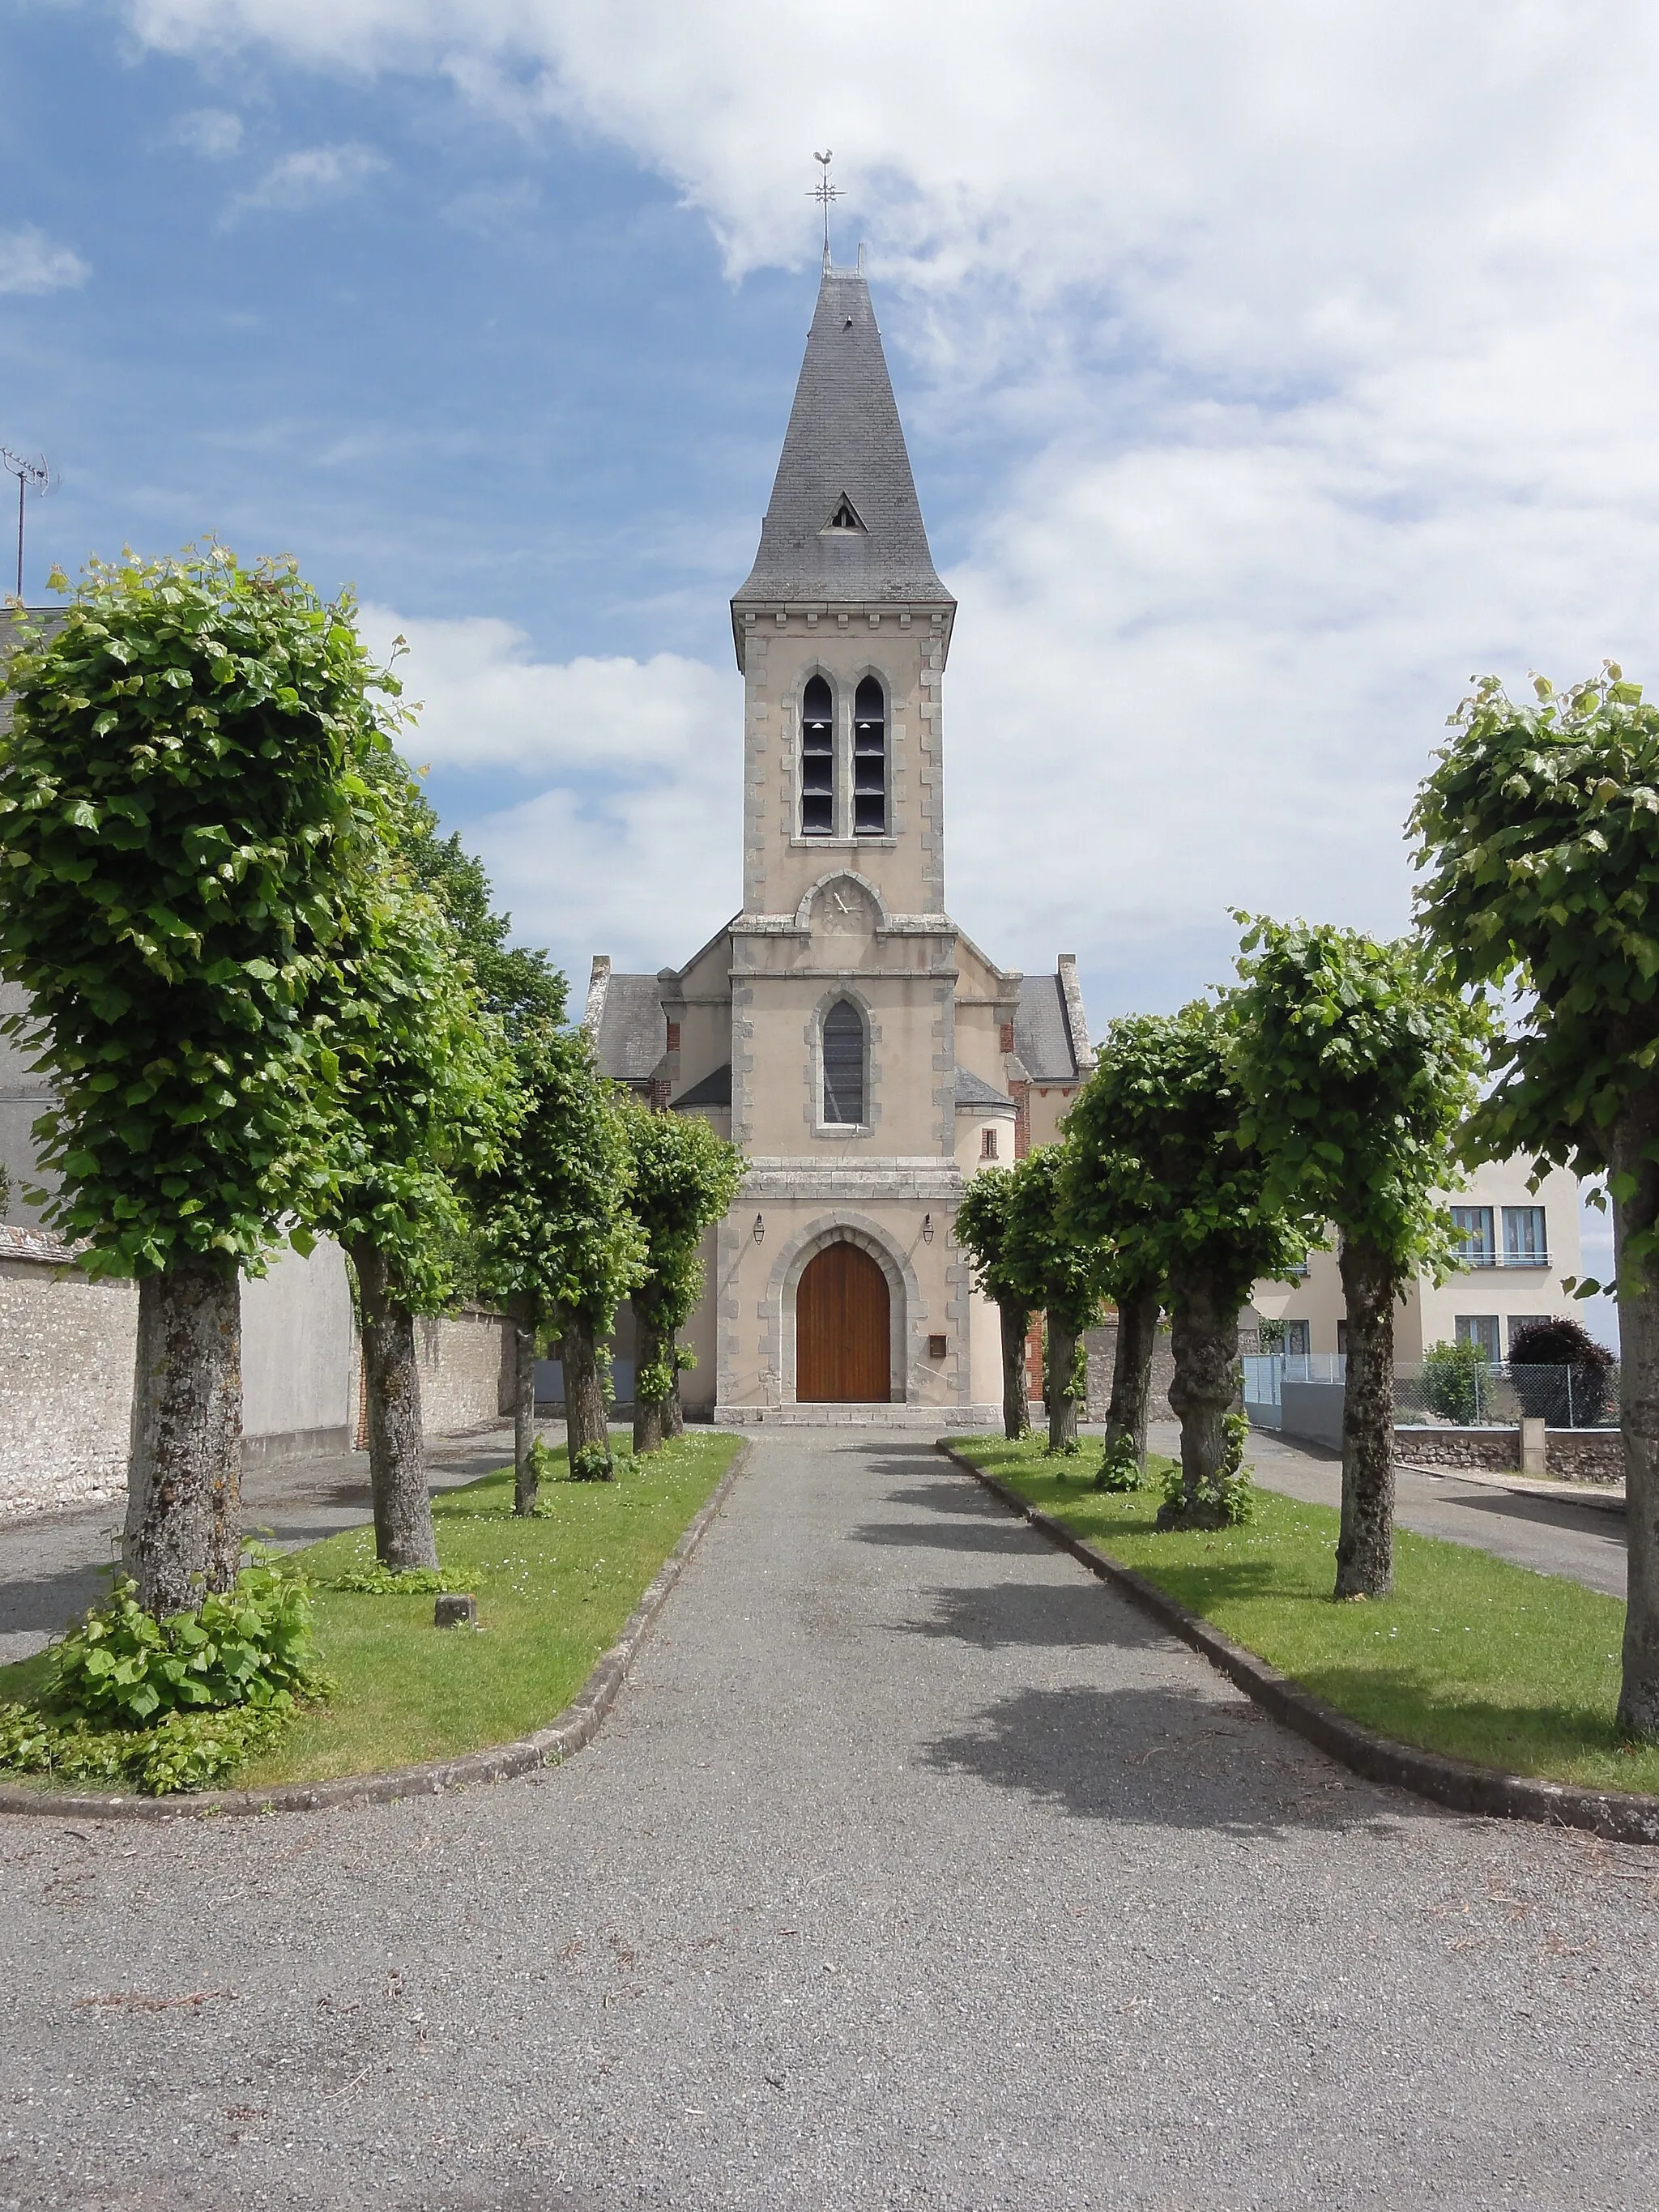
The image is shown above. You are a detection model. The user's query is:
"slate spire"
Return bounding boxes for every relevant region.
[732,268,952,617]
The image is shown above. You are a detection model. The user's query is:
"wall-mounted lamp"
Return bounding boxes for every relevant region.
[752,1213,766,1245]
[922,1213,934,1243]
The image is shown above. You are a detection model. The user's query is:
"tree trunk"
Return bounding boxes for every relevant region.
[1611,1100,1659,1738]
[1335,1233,1398,1600]
[999,1300,1032,1440]
[1104,1278,1161,1469]
[123,1258,244,1615]
[348,1238,438,1571]
[512,1296,539,1516]
[665,1350,685,1438]
[633,1302,669,1455]
[1165,1270,1239,1527]
[1047,1315,1081,1451]
[561,1311,613,1477]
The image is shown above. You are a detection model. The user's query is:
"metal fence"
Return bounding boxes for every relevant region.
[1243,1353,1619,1430]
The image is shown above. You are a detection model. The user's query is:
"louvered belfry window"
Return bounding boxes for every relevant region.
[801,675,833,837]
[853,675,885,835]
[822,999,864,1125]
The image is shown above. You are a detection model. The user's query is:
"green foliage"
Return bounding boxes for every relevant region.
[621,1097,744,1396]
[0,547,395,1278]
[476,1023,646,1336]
[403,809,566,1041]
[1229,915,1491,1281]
[306,751,514,1311]
[1065,1004,1305,1314]
[1410,665,1659,1284]
[1094,1430,1144,1492]
[953,1166,1026,1310]
[1003,1143,1113,1339]
[1155,1412,1256,1527]
[49,1556,326,1724]
[1421,1337,1491,1426]
[568,1441,616,1483]
[328,1562,448,1595]
[0,1698,295,1796]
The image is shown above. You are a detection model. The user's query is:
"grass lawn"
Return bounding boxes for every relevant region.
[949,1435,1658,1798]
[0,1430,744,1792]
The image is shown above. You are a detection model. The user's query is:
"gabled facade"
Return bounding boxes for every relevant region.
[586,263,1092,1421]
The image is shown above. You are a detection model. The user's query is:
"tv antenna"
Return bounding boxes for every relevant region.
[808,150,842,267]
[0,449,50,601]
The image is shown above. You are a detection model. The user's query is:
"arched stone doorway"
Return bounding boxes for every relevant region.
[796,1242,891,1402]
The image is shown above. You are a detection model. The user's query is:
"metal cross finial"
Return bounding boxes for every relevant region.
[0,448,50,601]
[808,149,842,266]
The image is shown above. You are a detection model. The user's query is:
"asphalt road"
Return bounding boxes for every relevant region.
[1159,1421,1629,1600]
[2,1431,1655,2211]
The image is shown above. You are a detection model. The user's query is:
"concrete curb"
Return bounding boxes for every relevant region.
[1400,1461,1627,1515]
[937,1441,1659,1848]
[0,1439,753,1825]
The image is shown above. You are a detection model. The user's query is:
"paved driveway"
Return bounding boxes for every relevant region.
[2,1433,1655,2210]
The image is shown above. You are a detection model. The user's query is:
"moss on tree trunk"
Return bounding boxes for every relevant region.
[123,1258,244,1615]
[511,1296,539,1516]
[561,1311,613,1477]
[1000,1301,1032,1440]
[633,1303,669,1456]
[1104,1279,1161,1470]
[1046,1317,1081,1451]
[1612,1102,1659,1739]
[1165,1270,1239,1529]
[349,1238,438,1573]
[1335,1233,1398,1600]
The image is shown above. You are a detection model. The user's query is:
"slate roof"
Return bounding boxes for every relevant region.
[1015,974,1085,1084]
[589,971,667,1085]
[674,1063,733,1110]
[954,1063,1015,1112]
[732,270,953,612]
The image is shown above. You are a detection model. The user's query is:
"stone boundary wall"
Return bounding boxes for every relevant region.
[416,1308,511,1437]
[0,1236,136,1519]
[1082,1315,1176,1424]
[1394,1423,1624,1485]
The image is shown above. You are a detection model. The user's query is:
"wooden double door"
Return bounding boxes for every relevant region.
[796,1241,891,1403]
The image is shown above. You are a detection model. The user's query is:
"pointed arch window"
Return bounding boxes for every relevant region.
[822,999,865,1125]
[800,675,833,837]
[853,675,886,836]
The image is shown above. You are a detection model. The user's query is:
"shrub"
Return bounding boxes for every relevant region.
[328,1562,447,1596]
[1508,1315,1616,1429]
[0,1700,292,1796]
[1156,1412,1256,1528]
[1094,1432,1143,1492]
[568,1441,615,1483]
[49,1557,325,1726]
[1421,1339,1490,1426]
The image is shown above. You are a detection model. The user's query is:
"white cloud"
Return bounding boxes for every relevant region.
[226,143,388,219]
[168,107,244,158]
[361,607,742,971]
[0,224,89,296]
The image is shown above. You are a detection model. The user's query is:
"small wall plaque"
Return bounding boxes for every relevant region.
[927,1334,948,1361]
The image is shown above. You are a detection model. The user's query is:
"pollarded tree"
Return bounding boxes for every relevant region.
[308,787,511,1570]
[0,549,390,1613]
[1230,916,1490,1598]
[954,1166,1034,1440]
[1065,1005,1305,1526]
[1410,664,1659,1736]
[999,1144,1113,1453]
[620,1099,743,1455]
[476,1024,646,1499]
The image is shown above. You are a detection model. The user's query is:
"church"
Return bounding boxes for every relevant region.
[584,258,1094,1425]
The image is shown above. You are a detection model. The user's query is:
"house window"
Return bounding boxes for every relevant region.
[1451,1205,1495,1268]
[800,675,834,837]
[980,1127,999,1160]
[821,999,864,1125]
[1455,1315,1502,1362]
[1502,1205,1547,1266]
[853,675,886,836]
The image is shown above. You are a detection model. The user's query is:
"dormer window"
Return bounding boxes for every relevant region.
[800,675,833,837]
[853,675,886,836]
[822,494,866,534]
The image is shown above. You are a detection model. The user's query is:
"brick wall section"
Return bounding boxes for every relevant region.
[0,1241,136,1519]
[413,1308,511,1437]
[1394,1424,1624,1485]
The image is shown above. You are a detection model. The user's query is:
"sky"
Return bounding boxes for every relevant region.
[4,0,1651,1336]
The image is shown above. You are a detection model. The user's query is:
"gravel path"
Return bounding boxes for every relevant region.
[1176,1421,1630,1599]
[2,1431,1656,2211]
